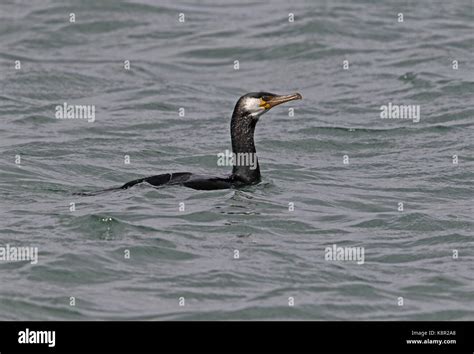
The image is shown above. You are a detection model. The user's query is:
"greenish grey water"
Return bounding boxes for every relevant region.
[0,0,473,320]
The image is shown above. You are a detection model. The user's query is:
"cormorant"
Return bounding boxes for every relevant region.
[80,92,302,194]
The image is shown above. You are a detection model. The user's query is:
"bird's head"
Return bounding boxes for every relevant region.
[229,91,302,183]
[234,91,303,120]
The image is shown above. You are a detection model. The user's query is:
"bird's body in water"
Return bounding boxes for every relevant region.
[78,92,302,195]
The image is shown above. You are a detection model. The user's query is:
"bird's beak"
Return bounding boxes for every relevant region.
[261,93,303,110]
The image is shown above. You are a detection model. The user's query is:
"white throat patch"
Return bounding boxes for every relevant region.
[242,97,265,117]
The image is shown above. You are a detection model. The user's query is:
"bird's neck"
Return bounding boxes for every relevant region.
[230,113,261,184]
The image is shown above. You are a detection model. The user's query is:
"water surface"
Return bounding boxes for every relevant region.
[0,0,473,320]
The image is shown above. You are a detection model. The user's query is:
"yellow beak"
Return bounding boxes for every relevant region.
[260,93,302,109]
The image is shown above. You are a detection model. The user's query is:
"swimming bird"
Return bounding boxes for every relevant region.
[80,92,302,194]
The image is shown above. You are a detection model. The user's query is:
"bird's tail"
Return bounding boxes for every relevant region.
[73,177,147,196]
